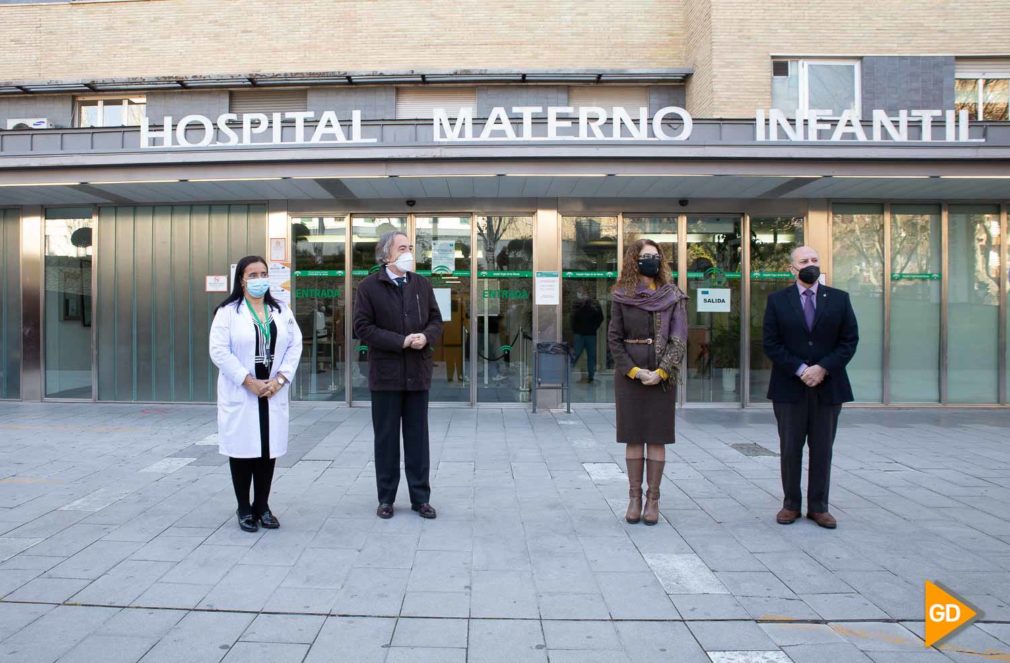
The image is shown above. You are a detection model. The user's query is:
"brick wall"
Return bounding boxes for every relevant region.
[707,0,1010,117]
[0,0,686,81]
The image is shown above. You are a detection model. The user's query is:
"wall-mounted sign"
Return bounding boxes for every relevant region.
[432,240,456,275]
[205,275,228,293]
[141,106,981,149]
[535,271,560,305]
[697,288,731,313]
[755,108,980,143]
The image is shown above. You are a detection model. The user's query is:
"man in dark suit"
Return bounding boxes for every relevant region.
[762,246,858,529]
[353,231,443,520]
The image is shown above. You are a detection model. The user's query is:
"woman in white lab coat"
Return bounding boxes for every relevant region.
[210,255,302,532]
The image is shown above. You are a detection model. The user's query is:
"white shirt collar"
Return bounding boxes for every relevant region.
[386,266,407,282]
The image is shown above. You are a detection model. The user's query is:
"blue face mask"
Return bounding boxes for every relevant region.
[246,277,270,298]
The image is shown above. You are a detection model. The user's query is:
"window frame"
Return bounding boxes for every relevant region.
[73,95,146,128]
[772,57,862,120]
[955,76,1010,121]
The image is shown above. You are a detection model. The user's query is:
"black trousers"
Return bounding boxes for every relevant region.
[228,379,275,516]
[772,388,842,513]
[371,390,431,506]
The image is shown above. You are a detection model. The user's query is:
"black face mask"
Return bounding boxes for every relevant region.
[637,255,661,277]
[797,265,821,285]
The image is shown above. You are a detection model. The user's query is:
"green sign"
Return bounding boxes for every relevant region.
[351,269,370,276]
[562,270,617,279]
[415,270,471,277]
[751,271,794,279]
[294,270,344,277]
[892,272,941,280]
[482,289,529,300]
[296,288,342,298]
[478,270,532,278]
[356,344,368,352]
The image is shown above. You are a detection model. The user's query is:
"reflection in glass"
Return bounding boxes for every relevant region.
[954,78,979,120]
[831,204,883,402]
[749,217,804,403]
[807,63,856,116]
[476,216,533,403]
[983,78,1009,121]
[351,216,405,402]
[44,210,93,398]
[949,206,1000,403]
[686,215,742,403]
[890,205,940,402]
[292,217,346,401]
[562,217,617,403]
[416,216,471,403]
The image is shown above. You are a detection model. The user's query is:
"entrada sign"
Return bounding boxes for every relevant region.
[140,106,979,148]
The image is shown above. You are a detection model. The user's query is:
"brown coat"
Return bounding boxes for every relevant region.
[608,292,687,444]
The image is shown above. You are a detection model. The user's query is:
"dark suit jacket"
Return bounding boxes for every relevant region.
[352,270,443,391]
[762,284,859,404]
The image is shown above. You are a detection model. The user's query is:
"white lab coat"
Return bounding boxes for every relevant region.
[209,300,302,458]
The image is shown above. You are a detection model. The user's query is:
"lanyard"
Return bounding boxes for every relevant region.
[245,298,272,351]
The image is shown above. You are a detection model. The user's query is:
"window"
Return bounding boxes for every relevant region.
[229,89,307,115]
[955,61,1009,121]
[771,59,860,118]
[75,96,145,128]
[395,87,475,119]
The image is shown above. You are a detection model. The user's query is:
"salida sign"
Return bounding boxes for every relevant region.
[139,106,980,149]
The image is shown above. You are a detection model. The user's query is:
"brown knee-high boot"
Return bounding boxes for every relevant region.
[625,457,644,524]
[643,459,665,525]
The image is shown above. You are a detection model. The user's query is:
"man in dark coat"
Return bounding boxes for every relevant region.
[762,246,858,529]
[570,291,605,383]
[353,231,443,520]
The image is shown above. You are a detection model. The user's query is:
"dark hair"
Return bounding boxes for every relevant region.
[614,238,673,294]
[217,255,282,312]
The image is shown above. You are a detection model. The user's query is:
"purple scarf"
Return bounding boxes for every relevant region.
[611,282,685,342]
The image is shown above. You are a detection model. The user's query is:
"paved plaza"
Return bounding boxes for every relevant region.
[0,402,1008,662]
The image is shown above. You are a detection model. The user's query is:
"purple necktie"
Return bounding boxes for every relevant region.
[802,289,815,331]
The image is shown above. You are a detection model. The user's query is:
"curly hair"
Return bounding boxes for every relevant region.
[614,238,673,294]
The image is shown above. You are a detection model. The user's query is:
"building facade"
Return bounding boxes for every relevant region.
[1,0,1008,407]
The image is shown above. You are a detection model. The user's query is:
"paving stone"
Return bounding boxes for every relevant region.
[5,575,91,603]
[829,622,923,651]
[615,621,710,663]
[137,610,254,663]
[240,613,325,644]
[220,641,309,663]
[391,617,468,648]
[470,569,538,618]
[57,634,157,663]
[0,605,120,663]
[330,568,409,617]
[385,647,467,663]
[668,593,751,620]
[304,616,394,663]
[594,571,680,619]
[687,620,780,651]
[782,642,874,662]
[467,619,547,663]
[537,592,610,619]
[400,590,470,618]
[706,653,792,663]
[542,619,622,650]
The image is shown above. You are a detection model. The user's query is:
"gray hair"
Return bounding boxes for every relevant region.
[375,231,408,264]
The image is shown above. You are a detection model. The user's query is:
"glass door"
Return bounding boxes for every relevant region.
[291,216,347,401]
[44,208,94,399]
[685,215,743,404]
[476,216,534,403]
[562,216,618,402]
[351,216,405,402]
[748,217,804,403]
[415,215,472,403]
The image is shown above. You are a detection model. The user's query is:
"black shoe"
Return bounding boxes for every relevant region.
[237,509,258,532]
[377,503,394,519]
[257,509,280,529]
[412,503,437,519]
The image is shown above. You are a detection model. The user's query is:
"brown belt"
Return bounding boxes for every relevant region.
[623,338,653,345]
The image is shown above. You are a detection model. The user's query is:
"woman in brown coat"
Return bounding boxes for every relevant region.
[608,239,688,525]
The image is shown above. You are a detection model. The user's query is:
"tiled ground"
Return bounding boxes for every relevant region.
[0,402,1007,662]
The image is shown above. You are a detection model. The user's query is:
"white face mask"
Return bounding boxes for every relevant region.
[393,251,414,273]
